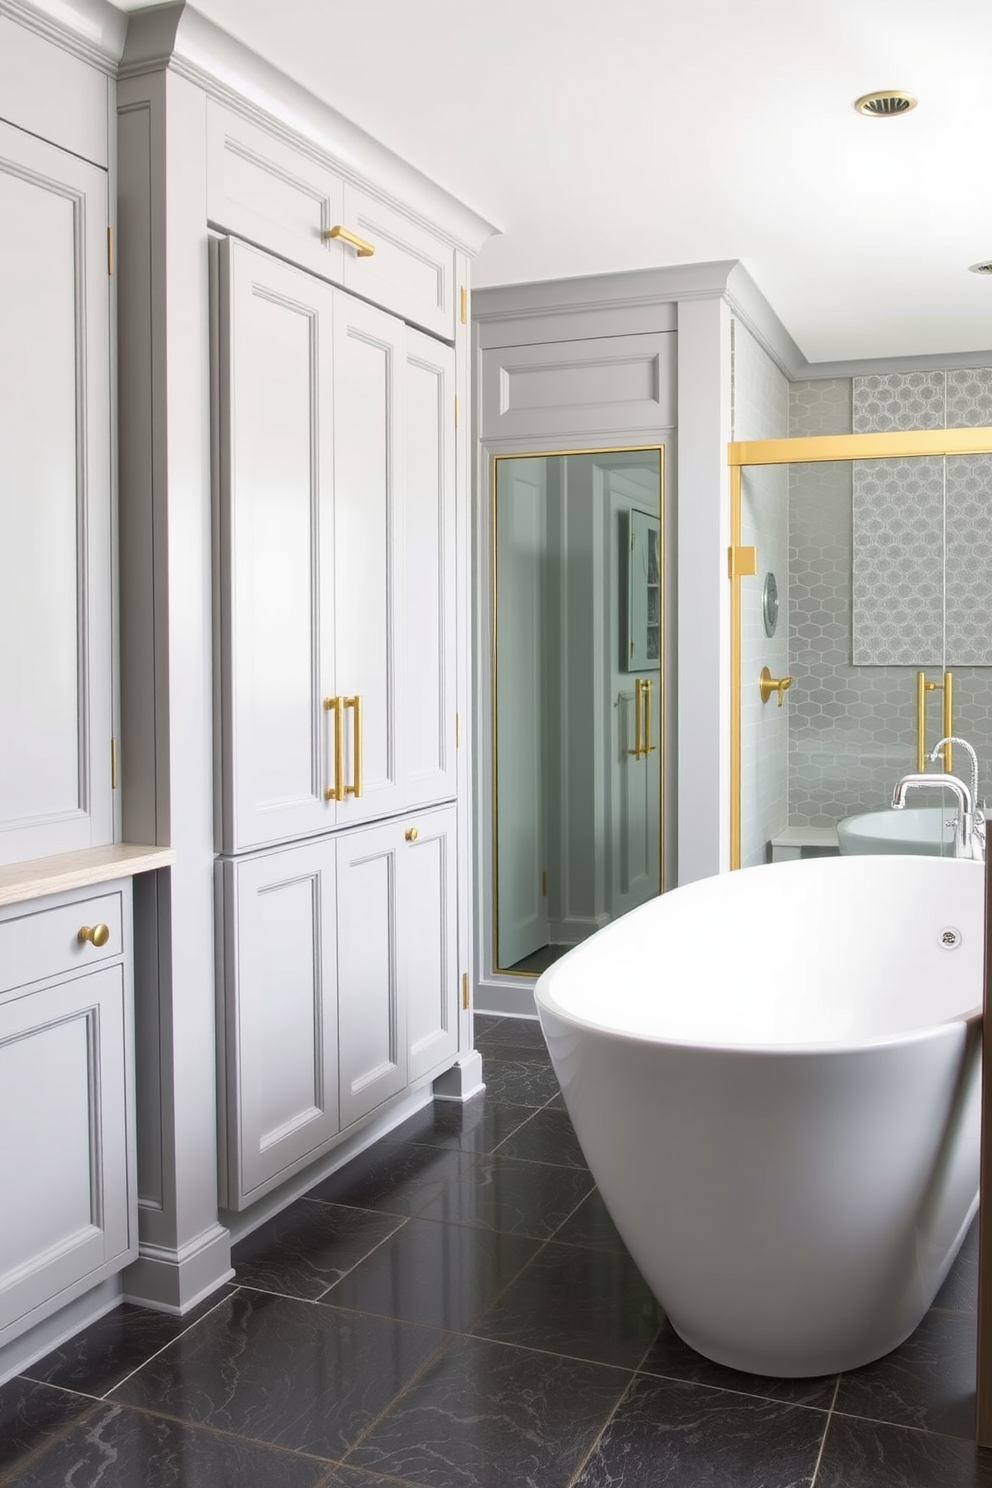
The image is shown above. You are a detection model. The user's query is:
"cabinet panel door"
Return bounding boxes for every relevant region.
[218,238,338,851]
[403,332,457,810]
[341,184,455,340]
[0,966,131,1343]
[0,122,113,866]
[332,294,406,824]
[336,822,407,1126]
[224,843,339,1207]
[403,808,458,1083]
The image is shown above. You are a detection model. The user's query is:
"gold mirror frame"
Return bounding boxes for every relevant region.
[491,444,667,976]
[728,426,992,870]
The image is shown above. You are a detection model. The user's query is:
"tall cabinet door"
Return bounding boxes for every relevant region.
[217,238,337,852]
[331,294,406,825]
[0,122,113,866]
[403,807,458,1083]
[221,841,339,1208]
[403,330,457,811]
[336,821,407,1126]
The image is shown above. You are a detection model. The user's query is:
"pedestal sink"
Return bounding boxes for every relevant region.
[836,806,956,857]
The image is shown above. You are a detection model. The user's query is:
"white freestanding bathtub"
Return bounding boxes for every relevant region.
[534,855,983,1377]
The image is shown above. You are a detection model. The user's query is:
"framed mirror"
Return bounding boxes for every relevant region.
[492,446,666,975]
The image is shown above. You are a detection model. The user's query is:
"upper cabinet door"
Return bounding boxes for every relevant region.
[403,330,457,810]
[338,185,456,340]
[331,293,407,825]
[217,238,338,851]
[0,122,113,866]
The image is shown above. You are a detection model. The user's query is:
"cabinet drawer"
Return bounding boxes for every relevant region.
[0,890,123,996]
[339,185,456,340]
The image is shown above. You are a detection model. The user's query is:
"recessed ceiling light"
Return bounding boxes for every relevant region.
[854,90,918,117]
[968,262,992,276]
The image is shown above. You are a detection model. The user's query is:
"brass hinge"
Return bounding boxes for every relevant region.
[455,711,461,747]
[542,871,547,897]
[107,227,114,276]
[460,285,468,324]
[461,971,470,1010]
[454,393,460,427]
[728,544,758,579]
[111,738,118,789]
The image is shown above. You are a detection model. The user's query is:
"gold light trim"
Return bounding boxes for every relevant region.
[854,90,918,118]
[728,426,992,870]
[491,444,667,976]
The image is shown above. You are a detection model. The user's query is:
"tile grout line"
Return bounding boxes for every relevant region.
[564,1371,640,1488]
[808,1376,841,1487]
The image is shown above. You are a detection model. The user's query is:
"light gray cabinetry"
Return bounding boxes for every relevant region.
[219,806,458,1209]
[0,882,135,1348]
[0,118,113,867]
[216,236,456,854]
[206,100,456,338]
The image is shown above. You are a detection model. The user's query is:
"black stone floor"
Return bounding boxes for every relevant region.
[1,1013,989,1486]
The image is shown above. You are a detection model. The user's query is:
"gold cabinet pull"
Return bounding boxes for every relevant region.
[628,678,645,758]
[759,668,793,707]
[78,923,110,948]
[323,225,376,257]
[324,696,344,801]
[405,826,419,842]
[643,677,657,754]
[344,695,363,797]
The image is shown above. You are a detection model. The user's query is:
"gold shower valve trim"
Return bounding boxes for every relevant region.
[759,668,793,707]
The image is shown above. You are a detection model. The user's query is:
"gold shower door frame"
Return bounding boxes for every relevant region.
[727,425,992,873]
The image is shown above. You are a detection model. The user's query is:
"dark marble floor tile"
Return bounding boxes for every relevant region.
[639,1319,838,1409]
[574,1374,827,1488]
[305,1142,476,1218]
[473,1240,662,1370]
[323,1218,538,1332]
[472,1015,505,1039]
[232,1200,405,1300]
[476,1056,559,1107]
[816,1412,992,1487]
[0,1378,95,1478]
[474,1015,546,1051]
[346,1333,629,1488]
[109,1288,445,1461]
[833,1306,977,1439]
[385,1098,536,1156]
[492,1106,588,1169]
[544,1091,567,1110]
[416,1153,594,1239]
[550,1188,629,1254]
[21,1290,235,1398]
[934,1217,978,1313]
[1,1400,330,1488]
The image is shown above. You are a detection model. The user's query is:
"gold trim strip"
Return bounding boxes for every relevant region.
[729,428,992,466]
[107,226,113,276]
[730,464,742,872]
[462,971,470,1010]
[111,738,118,790]
[460,286,468,324]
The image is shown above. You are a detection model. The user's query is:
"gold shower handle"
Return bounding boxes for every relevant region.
[344,695,363,797]
[917,670,954,771]
[323,696,344,801]
[628,678,645,758]
[759,668,793,707]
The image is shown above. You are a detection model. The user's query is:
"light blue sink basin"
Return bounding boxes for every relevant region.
[836,806,956,857]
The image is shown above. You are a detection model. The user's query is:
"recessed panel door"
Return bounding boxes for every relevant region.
[403,808,458,1083]
[0,122,113,865]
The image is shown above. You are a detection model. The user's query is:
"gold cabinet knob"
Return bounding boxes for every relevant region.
[405,827,419,842]
[78,923,111,948]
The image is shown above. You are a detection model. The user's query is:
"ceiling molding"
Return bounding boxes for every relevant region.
[793,348,992,381]
[1,0,126,72]
[119,1,499,256]
[472,261,740,323]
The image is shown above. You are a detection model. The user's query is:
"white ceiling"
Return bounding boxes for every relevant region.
[117,0,992,365]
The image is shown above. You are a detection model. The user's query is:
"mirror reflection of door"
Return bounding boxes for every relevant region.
[493,447,665,975]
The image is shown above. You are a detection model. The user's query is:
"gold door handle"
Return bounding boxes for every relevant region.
[324,696,344,801]
[323,225,376,257]
[628,678,645,758]
[78,923,110,948]
[643,677,657,754]
[917,670,954,771]
[344,695,363,797]
[759,668,793,707]
[405,827,419,842]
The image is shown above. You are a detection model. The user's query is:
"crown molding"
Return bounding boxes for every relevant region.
[1,0,126,73]
[472,260,741,323]
[793,348,992,381]
[118,2,498,256]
